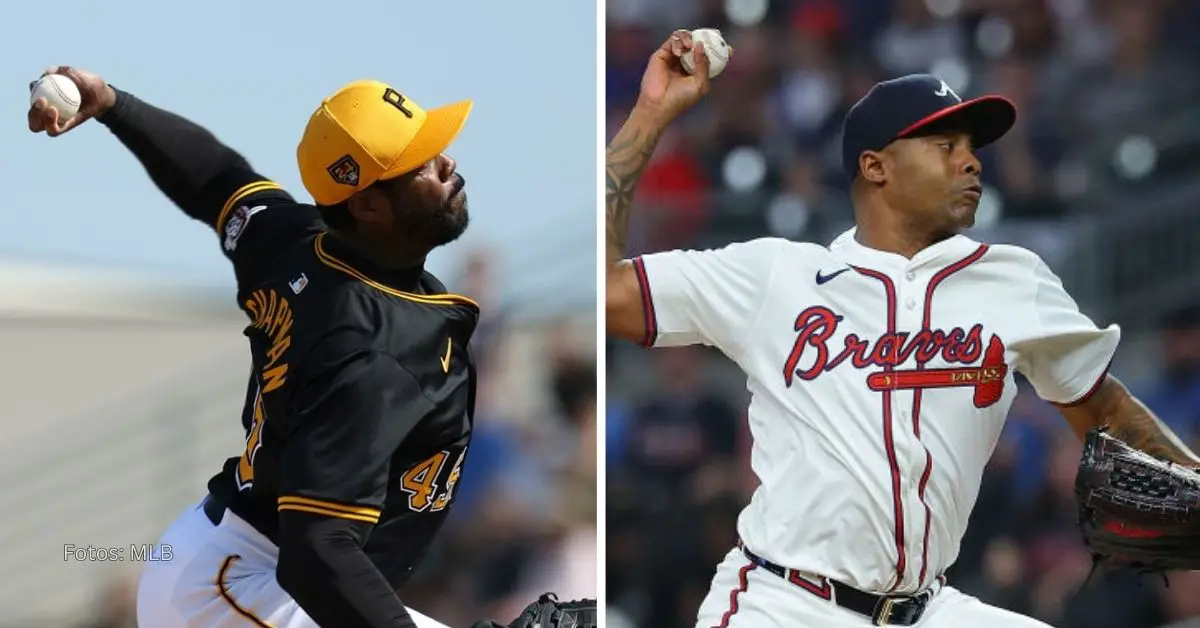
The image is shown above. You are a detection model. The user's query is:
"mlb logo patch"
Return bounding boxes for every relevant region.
[327,155,360,187]
[289,273,309,294]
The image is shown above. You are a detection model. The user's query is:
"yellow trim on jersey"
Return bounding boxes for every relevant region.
[278,495,382,516]
[313,232,480,308]
[278,504,381,524]
[216,180,285,234]
[216,555,275,627]
[277,496,382,524]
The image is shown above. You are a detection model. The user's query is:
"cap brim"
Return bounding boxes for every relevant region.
[381,100,473,179]
[896,95,1017,150]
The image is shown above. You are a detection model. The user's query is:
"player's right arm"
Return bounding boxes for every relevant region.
[274,346,433,628]
[607,30,711,343]
[28,66,308,270]
[607,32,780,355]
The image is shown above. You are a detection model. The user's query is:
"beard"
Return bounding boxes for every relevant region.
[427,194,470,247]
[395,177,470,248]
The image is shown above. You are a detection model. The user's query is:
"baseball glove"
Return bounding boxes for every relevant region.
[470,593,597,628]
[1075,426,1200,576]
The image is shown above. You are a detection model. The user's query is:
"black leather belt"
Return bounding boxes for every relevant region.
[201,494,225,526]
[739,543,937,626]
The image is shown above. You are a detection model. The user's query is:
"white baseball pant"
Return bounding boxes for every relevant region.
[136,496,450,628]
[694,547,1052,628]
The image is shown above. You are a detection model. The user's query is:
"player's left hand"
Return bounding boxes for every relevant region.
[471,593,596,628]
[1075,427,1200,575]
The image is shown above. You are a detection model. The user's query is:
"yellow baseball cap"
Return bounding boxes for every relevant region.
[297,79,473,206]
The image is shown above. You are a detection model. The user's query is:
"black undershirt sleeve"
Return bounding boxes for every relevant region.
[276,516,417,628]
[276,349,431,628]
[95,88,293,233]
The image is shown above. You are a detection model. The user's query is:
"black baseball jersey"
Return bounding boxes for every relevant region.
[203,170,479,588]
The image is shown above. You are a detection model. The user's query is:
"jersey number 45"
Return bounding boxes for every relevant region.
[399,448,467,513]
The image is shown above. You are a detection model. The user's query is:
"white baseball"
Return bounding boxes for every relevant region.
[680,28,732,79]
[30,74,82,120]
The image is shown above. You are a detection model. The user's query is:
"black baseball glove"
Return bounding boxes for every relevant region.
[1075,426,1200,576]
[471,593,596,628]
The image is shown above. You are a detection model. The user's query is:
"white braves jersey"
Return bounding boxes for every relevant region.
[632,227,1119,595]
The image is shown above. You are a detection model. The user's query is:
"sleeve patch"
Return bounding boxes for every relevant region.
[217,180,283,233]
[223,204,268,253]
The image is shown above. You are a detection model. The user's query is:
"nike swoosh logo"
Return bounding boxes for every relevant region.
[816,268,851,285]
[439,338,452,373]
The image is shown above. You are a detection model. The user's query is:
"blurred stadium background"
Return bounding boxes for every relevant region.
[606,1,1200,627]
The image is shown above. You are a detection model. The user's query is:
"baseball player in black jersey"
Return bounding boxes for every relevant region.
[28,66,594,628]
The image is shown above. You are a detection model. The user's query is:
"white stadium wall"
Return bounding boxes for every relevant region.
[0,262,250,624]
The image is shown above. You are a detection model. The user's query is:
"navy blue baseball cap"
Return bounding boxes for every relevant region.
[841,74,1016,181]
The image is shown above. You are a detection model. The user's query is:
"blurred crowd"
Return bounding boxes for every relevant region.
[387,251,598,627]
[608,0,1200,252]
[607,1,1200,627]
[61,250,597,628]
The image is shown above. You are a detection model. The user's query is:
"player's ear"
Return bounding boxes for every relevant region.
[346,186,394,229]
[859,150,887,185]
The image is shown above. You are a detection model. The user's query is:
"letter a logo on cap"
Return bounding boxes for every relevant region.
[327,154,361,187]
[935,80,961,102]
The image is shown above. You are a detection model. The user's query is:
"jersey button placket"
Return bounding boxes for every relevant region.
[892,269,921,433]
[896,270,922,338]
[902,270,912,309]
[895,267,925,591]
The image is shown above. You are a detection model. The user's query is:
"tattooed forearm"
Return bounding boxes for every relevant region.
[605,112,663,265]
[1108,401,1200,466]
[1082,377,1200,465]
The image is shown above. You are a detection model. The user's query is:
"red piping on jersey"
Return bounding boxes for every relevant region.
[715,562,756,628]
[1052,357,1113,407]
[632,256,659,348]
[914,244,989,588]
[850,266,906,592]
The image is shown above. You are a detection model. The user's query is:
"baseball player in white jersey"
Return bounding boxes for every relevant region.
[606,30,1200,627]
